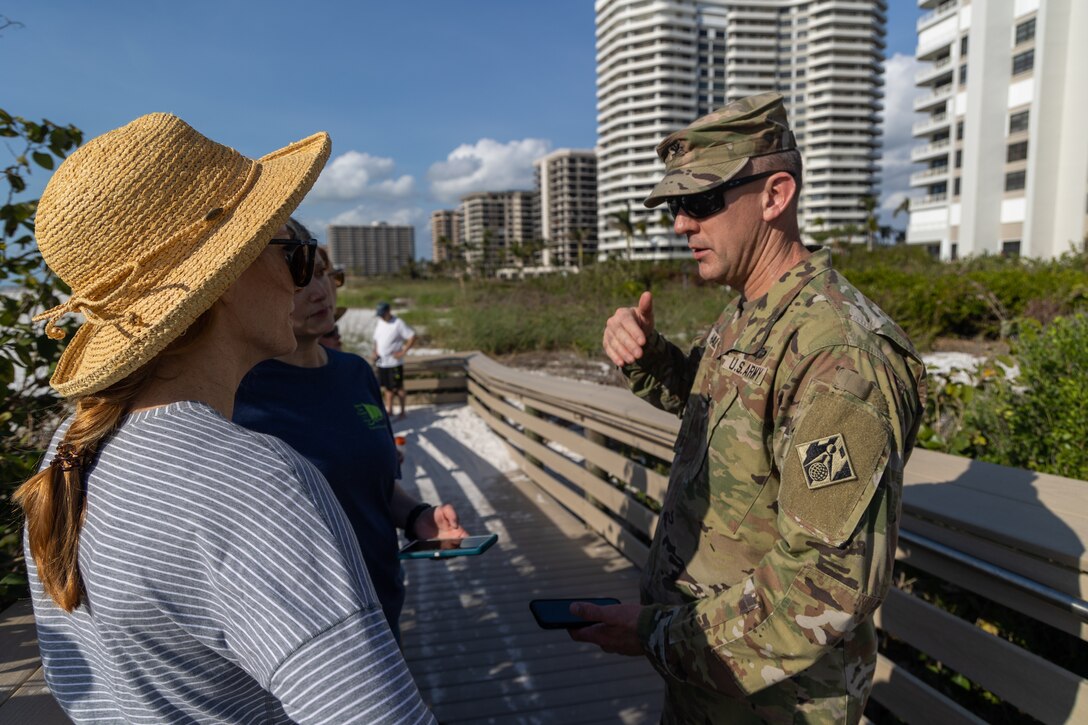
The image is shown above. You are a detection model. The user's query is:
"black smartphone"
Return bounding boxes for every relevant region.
[529,597,621,629]
[398,533,498,560]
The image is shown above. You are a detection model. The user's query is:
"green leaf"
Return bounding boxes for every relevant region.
[32,151,54,170]
[6,172,26,194]
[25,121,45,143]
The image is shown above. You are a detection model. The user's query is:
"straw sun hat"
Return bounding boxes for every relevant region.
[33,113,331,397]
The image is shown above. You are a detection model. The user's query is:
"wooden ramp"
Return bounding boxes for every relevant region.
[396,405,664,724]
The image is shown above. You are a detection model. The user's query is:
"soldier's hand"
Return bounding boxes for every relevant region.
[603,291,655,367]
[567,602,643,656]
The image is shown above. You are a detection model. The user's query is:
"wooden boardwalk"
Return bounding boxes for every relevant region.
[0,404,663,724]
[396,406,664,724]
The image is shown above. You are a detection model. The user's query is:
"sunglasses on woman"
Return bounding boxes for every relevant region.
[268,237,318,287]
[666,170,791,220]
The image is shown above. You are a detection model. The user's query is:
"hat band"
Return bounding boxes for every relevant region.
[34,160,262,341]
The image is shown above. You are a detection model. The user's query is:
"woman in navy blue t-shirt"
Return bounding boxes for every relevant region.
[235,224,467,639]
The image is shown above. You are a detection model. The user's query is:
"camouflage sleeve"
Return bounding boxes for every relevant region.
[621,330,704,416]
[637,345,916,696]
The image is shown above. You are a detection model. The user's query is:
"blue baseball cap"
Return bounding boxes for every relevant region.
[376,301,391,316]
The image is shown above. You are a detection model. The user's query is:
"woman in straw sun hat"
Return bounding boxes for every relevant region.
[14,114,435,724]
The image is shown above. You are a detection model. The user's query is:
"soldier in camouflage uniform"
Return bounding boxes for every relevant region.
[571,92,926,723]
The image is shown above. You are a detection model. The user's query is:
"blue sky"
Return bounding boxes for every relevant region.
[2,1,920,257]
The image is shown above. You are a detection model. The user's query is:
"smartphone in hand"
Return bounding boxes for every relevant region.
[398,533,498,560]
[529,598,620,629]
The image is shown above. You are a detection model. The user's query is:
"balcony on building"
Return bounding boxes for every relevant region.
[913,84,953,112]
[910,138,951,162]
[917,0,958,32]
[912,112,951,136]
[910,165,950,187]
[913,190,950,209]
[915,54,954,84]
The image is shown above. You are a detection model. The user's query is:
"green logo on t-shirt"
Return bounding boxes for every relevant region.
[355,402,386,429]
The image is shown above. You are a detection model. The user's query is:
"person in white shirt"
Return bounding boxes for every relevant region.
[372,301,416,419]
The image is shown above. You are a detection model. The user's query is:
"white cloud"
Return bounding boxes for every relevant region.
[310,150,415,201]
[330,204,426,227]
[428,138,551,203]
[879,53,924,226]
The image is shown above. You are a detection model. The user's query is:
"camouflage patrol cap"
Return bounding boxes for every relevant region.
[644,92,796,208]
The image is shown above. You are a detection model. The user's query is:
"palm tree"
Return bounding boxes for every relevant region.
[876,225,892,245]
[571,227,589,269]
[893,196,911,219]
[480,228,496,277]
[808,215,830,245]
[608,202,635,261]
[658,210,673,232]
[891,196,912,246]
[859,195,879,251]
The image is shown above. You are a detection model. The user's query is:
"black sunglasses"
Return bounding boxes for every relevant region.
[268,237,318,287]
[666,170,790,220]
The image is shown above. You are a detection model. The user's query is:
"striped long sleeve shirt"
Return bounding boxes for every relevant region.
[26,401,435,724]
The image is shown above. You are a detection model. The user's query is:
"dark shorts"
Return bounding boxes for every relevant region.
[378,365,404,391]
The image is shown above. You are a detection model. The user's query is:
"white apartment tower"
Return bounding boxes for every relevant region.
[595,0,887,260]
[534,149,599,268]
[327,224,415,277]
[429,209,462,264]
[459,191,539,275]
[907,0,1087,260]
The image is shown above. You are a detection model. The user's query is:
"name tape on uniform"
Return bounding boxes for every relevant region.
[720,352,769,386]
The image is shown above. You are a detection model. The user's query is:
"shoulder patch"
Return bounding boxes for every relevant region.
[780,390,892,546]
[795,433,857,489]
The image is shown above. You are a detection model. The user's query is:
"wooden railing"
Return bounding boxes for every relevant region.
[402,355,471,406]
[451,352,1088,724]
[3,352,1085,722]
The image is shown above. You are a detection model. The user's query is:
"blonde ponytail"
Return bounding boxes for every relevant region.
[14,367,155,611]
[16,309,213,611]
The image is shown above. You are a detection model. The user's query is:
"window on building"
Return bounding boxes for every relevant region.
[1015,18,1036,45]
[955,150,962,168]
[1012,49,1034,76]
[1007,141,1029,162]
[925,244,941,259]
[953,178,961,196]
[956,121,964,141]
[950,243,958,260]
[1002,240,1021,257]
[1009,110,1029,134]
[958,65,967,84]
[960,35,968,57]
[1005,170,1026,191]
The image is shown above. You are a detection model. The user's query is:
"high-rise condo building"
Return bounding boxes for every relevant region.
[327,223,415,277]
[595,0,887,260]
[534,149,599,268]
[907,0,1087,260]
[459,191,539,275]
[430,209,463,264]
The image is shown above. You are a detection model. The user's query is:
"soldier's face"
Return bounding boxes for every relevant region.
[673,182,765,286]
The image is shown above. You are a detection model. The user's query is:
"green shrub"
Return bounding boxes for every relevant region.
[918,313,1088,481]
[1,111,83,611]
[836,246,1087,347]
[965,314,1088,479]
